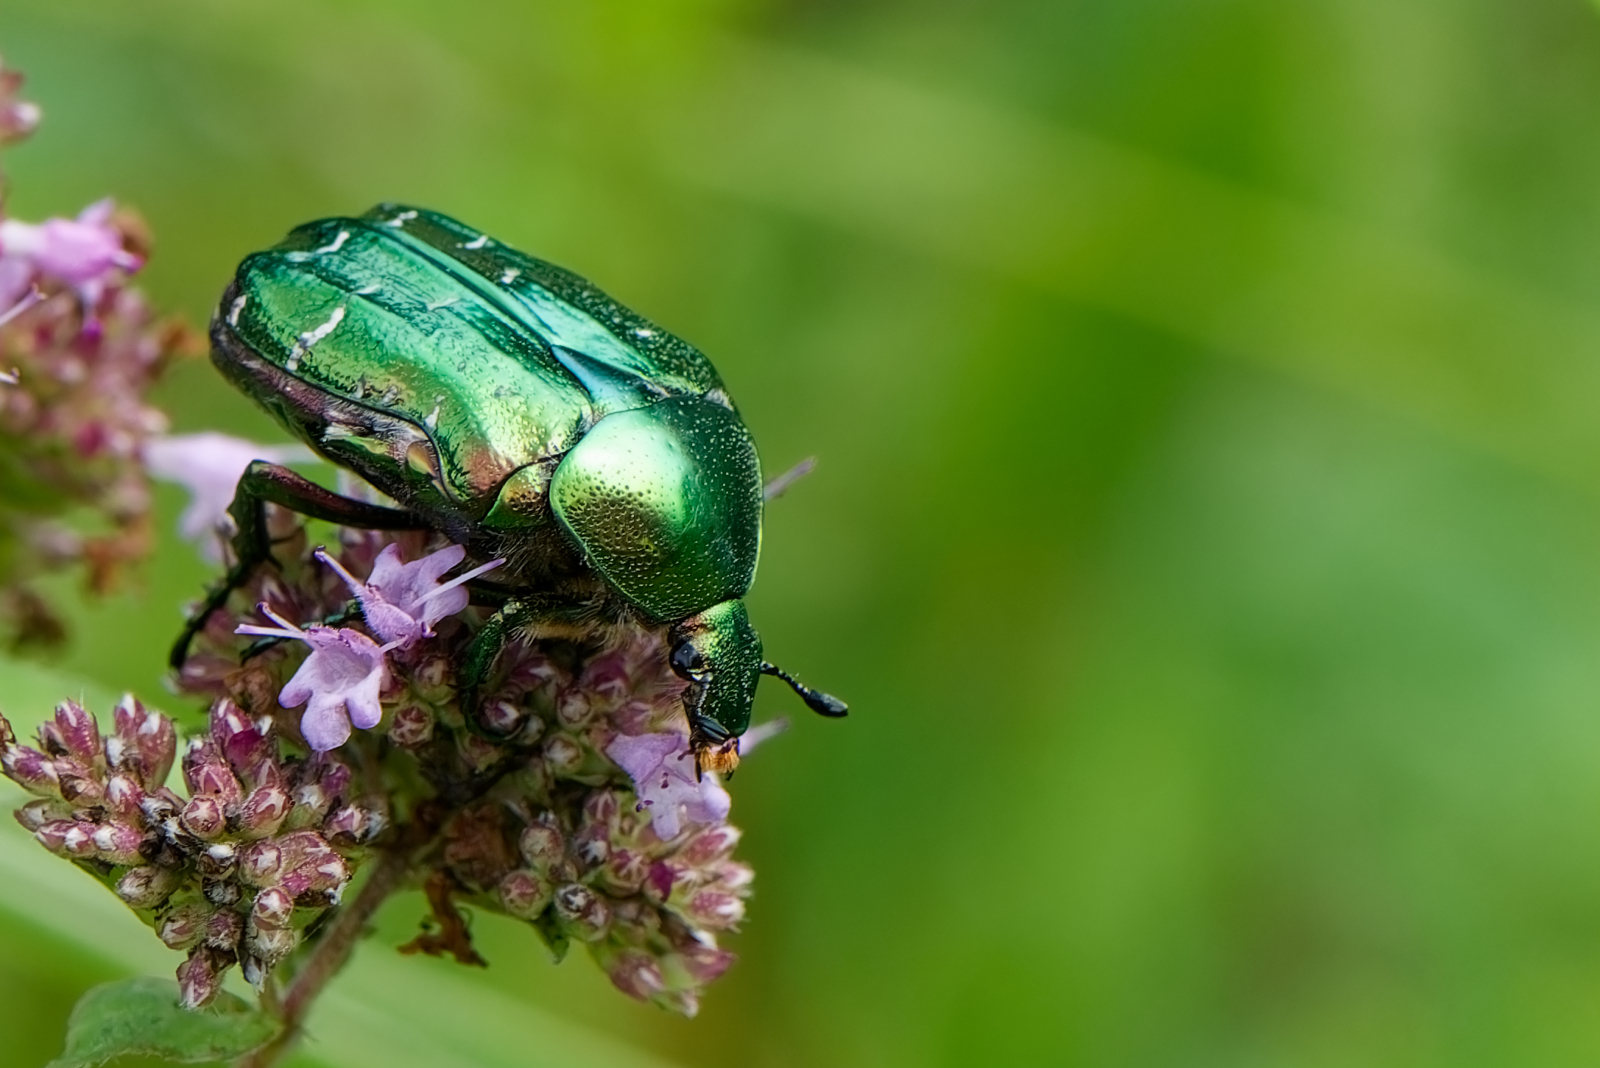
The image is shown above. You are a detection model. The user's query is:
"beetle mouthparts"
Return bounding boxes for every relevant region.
[695,738,741,779]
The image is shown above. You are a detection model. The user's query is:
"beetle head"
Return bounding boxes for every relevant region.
[669,600,762,777]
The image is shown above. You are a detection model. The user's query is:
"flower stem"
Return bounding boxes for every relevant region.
[236,842,414,1068]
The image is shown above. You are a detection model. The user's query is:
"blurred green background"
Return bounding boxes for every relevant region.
[5,0,1600,1065]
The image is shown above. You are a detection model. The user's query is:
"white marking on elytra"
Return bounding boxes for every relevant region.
[461,234,489,250]
[425,296,460,311]
[633,327,655,338]
[424,401,441,430]
[312,230,350,255]
[383,210,418,228]
[288,305,346,371]
[500,267,520,284]
[228,294,248,327]
[353,283,381,296]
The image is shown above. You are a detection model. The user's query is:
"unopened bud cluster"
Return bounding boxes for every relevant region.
[0,695,380,1008]
[174,518,754,1014]
[0,55,193,648]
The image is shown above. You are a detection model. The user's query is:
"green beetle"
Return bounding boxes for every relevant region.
[171,204,845,773]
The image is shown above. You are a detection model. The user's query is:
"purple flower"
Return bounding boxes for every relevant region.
[607,732,731,841]
[317,543,503,648]
[0,199,140,286]
[145,432,313,555]
[236,605,390,751]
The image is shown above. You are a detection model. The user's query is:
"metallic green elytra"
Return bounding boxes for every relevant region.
[180,203,845,770]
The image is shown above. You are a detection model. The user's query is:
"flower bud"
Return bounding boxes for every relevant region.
[710,860,754,893]
[37,820,95,857]
[608,896,661,934]
[203,879,242,907]
[251,886,294,930]
[674,937,736,985]
[230,666,280,719]
[543,735,584,777]
[414,656,451,691]
[288,782,328,828]
[47,700,100,765]
[237,784,291,838]
[13,798,55,831]
[91,821,146,865]
[324,804,382,847]
[480,698,526,737]
[238,840,283,886]
[245,923,297,968]
[179,795,226,840]
[583,789,620,827]
[553,882,611,941]
[110,694,174,788]
[158,901,212,949]
[185,751,242,806]
[116,864,179,909]
[388,705,434,748]
[1,743,59,795]
[457,733,503,774]
[680,824,741,867]
[211,699,273,781]
[645,859,682,903]
[287,760,347,827]
[499,870,553,919]
[176,948,223,1009]
[103,773,145,821]
[277,831,348,899]
[606,949,666,1002]
[203,907,242,952]
[55,766,104,806]
[680,889,746,931]
[579,652,631,699]
[555,689,591,729]
[239,953,268,992]
[573,826,610,869]
[519,820,565,871]
[138,789,178,826]
[196,841,236,879]
[602,847,649,896]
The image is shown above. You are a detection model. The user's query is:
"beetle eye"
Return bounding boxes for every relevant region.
[670,642,706,679]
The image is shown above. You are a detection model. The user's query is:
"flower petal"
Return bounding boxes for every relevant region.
[300,697,352,752]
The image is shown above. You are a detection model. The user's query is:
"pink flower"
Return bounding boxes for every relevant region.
[236,605,391,751]
[607,732,731,841]
[0,199,140,286]
[317,543,503,648]
[144,432,313,556]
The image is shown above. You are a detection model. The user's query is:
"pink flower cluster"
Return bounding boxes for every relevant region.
[0,55,189,646]
[0,695,379,1008]
[163,509,770,1013]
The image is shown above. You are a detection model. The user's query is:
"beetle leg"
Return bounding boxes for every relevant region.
[459,596,599,739]
[169,461,423,670]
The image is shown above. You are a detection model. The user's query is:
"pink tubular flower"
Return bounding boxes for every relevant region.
[144,432,314,551]
[316,543,504,648]
[606,732,731,841]
[236,605,391,751]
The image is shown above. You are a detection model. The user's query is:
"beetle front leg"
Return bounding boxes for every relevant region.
[169,461,423,670]
[459,595,599,739]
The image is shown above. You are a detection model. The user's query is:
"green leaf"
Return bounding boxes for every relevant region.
[46,976,280,1068]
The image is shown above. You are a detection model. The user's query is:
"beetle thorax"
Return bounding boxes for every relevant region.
[549,395,762,623]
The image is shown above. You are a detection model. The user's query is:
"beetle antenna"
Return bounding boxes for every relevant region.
[760,662,848,717]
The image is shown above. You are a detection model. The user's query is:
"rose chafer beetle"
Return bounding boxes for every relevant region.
[170,204,846,774]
